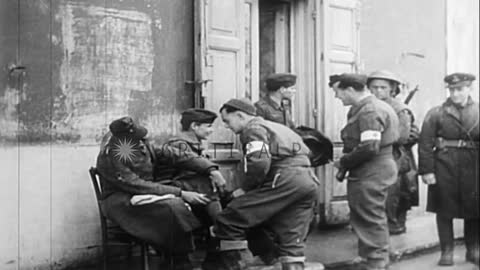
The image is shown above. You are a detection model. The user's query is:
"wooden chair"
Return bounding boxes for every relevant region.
[89,167,150,270]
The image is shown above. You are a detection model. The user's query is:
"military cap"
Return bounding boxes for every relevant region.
[181,108,217,124]
[330,73,368,88]
[265,73,297,91]
[221,98,256,115]
[367,70,402,85]
[367,70,403,96]
[294,126,333,167]
[444,72,476,88]
[328,74,341,87]
[109,116,148,139]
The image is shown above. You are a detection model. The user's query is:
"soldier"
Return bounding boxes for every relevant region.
[254,73,332,265]
[255,73,297,129]
[367,70,419,235]
[156,108,226,225]
[202,98,320,270]
[330,73,399,270]
[418,72,479,266]
[96,116,223,270]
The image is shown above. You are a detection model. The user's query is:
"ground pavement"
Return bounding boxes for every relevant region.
[75,212,465,270]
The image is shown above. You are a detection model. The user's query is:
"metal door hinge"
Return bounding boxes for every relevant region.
[185,79,212,86]
[8,63,27,76]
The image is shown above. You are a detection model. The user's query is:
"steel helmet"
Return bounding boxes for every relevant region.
[367,70,403,96]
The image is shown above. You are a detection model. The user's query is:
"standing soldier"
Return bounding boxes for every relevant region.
[202,98,320,270]
[330,74,399,270]
[367,70,419,235]
[418,72,479,266]
[255,73,297,129]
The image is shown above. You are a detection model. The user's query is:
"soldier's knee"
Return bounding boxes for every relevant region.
[164,197,190,211]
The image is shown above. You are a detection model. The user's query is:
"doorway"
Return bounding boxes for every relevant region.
[259,0,293,97]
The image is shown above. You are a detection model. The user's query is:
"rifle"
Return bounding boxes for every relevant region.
[404,85,419,105]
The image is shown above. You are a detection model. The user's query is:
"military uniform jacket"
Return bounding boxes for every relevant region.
[95,137,211,247]
[255,96,295,128]
[385,97,419,206]
[340,95,399,170]
[155,131,218,182]
[418,97,479,218]
[97,137,216,197]
[239,117,311,190]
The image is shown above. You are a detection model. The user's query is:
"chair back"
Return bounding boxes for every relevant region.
[89,167,108,233]
[89,167,104,204]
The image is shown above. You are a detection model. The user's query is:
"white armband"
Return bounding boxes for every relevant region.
[360,130,381,141]
[245,141,270,155]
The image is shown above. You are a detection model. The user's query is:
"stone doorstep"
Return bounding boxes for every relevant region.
[246,262,325,270]
[323,238,466,270]
[190,255,325,270]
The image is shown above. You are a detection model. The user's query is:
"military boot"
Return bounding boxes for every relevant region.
[281,262,304,270]
[437,215,454,266]
[161,253,194,270]
[464,219,479,265]
[202,239,251,270]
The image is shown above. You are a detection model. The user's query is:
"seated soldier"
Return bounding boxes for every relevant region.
[156,108,226,225]
[96,116,221,270]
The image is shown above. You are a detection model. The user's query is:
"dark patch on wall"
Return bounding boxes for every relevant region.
[1,0,195,144]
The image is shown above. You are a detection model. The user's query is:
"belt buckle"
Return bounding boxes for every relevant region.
[457,140,466,147]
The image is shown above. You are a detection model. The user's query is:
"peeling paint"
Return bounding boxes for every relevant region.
[38,0,50,14]
[59,1,154,142]
[0,86,21,140]
[51,34,60,46]
[154,18,162,30]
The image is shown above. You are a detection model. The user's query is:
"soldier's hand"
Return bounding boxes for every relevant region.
[421,173,436,185]
[409,125,420,140]
[180,191,211,205]
[210,170,227,193]
[333,158,342,169]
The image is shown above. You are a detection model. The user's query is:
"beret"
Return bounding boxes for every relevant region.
[265,73,297,91]
[444,72,475,88]
[181,108,217,124]
[221,98,256,115]
[329,73,367,88]
[294,126,333,167]
[109,116,148,139]
[328,74,341,87]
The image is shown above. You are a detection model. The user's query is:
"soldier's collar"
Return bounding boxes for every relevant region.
[177,130,202,145]
[348,95,375,118]
[265,95,282,110]
[444,96,474,108]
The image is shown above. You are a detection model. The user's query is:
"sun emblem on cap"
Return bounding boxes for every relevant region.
[451,75,459,83]
[111,138,140,163]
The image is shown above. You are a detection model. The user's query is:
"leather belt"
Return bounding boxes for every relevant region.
[435,138,479,149]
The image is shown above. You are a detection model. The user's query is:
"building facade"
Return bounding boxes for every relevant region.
[1,0,477,268]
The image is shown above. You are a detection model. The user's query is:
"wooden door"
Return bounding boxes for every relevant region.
[195,0,259,188]
[319,0,361,225]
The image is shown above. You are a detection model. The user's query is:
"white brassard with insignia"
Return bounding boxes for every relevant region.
[245,141,270,156]
[360,130,382,141]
